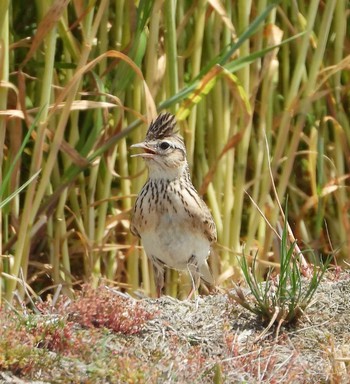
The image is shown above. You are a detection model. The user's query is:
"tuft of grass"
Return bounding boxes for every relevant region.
[231,211,330,330]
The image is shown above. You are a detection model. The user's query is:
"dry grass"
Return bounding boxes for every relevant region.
[1,271,349,383]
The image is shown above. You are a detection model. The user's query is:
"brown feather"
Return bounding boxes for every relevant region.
[145,113,177,141]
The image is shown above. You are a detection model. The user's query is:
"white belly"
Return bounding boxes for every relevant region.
[141,214,210,271]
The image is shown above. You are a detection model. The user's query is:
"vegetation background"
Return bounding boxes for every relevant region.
[0,0,349,302]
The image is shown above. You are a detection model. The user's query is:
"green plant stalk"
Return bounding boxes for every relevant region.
[315,122,325,237]
[0,171,41,211]
[195,102,222,278]
[0,114,42,293]
[6,9,58,300]
[69,175,90,277]
[263,0,335,260]
[220,101,235,264]
[333,0,346,105]
[55,187,73,296]
[145,0,161,97]
[0,1,9,299]
[121,100,137,216]
[230,0,253,254]
[244,79,271,257]
[112,1,150,94]
[105,249,118,283]
[127,81,143,294]
[58,16,80,63]
[186,0,206,170]
[164,0,178,113]
[333,125,348,257]
[130,146,147,294]
[195,101,218,209]
[191,1,278,83]
[332,0,349,257]
[113,6,140,298]
[157,34,303,115]
[0,109,41,270]
[272,0,320,170]
[202,86,227,243]
[3,121,20,238]
[8,0,109,301]
[98,0,109,76]
[0,13,9,150]
[96,148,118,282]
[0,116,39,201]
[211,82,225,201]
[46,2,107,286]
[222,142,235,265]
[244,3,278,258]
[214,1,232,205]
[194,102,206,185]
[203,17,217,168]
[280,25,290,101]
[89,162,99,287]
[31,0,107,218]
[113,0,124,49]
[233,1,278,269]
[276,0,337,203]
[0,170,41,296]
[44,183,58,290]
[308,126,318,199]
[166,269,178,297]
[87,107,104,285]
[62,9,79,156]
[194,103,223,237]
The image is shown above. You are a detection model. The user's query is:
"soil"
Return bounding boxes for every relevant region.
[1,271,350,383]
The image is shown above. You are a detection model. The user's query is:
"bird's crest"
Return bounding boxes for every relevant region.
[145,113,177,141]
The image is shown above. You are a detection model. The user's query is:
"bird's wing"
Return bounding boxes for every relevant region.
[130,208,141,238]
[182,185,217,243]
[130,222,140,238]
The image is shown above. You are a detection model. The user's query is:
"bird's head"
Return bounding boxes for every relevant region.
[131,113,188,179]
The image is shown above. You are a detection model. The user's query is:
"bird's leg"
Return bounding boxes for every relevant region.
[187,255,200,299]
[154,266,164,298]
[151,256,165,298]
[187,274,200,299]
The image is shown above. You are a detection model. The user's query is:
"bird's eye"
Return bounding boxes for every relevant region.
[159,141,170,150]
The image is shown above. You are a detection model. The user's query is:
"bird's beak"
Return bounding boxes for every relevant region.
[130,142,156,158]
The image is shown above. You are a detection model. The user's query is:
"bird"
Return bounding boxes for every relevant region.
[130,112,217,297]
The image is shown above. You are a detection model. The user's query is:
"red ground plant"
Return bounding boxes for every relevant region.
[64,285,154,334]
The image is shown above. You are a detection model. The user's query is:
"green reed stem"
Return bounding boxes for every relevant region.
[164,0,178,113]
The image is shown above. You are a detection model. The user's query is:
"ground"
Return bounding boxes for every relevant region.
[0,272,349,383]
